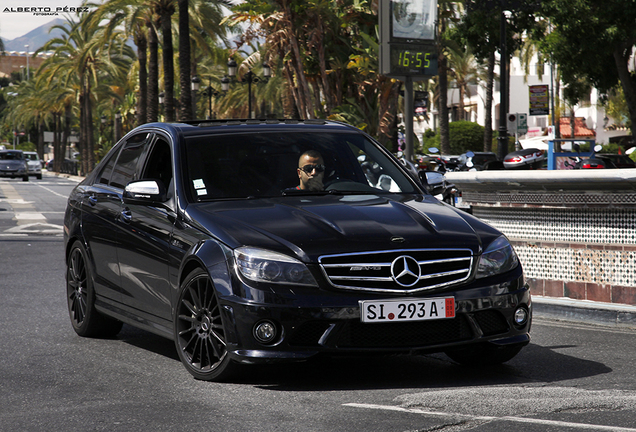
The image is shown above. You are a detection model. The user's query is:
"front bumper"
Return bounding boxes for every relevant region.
[218,270,531,364]
[0,169,26,178]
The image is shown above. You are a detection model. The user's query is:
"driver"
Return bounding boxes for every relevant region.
[295,150,325,191]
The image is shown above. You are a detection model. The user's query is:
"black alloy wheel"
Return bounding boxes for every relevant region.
[66,241,123,337]
[175,268,237,381]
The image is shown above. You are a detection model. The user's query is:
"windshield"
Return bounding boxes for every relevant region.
[184,131,419,201]
[0,152,23,160]
[24,153,39,161]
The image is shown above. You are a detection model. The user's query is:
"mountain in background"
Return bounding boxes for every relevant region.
[2,18,67,52]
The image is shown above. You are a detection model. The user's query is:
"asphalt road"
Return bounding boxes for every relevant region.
[1,173,636,432]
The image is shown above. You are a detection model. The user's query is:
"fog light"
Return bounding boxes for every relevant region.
[253,321,277,344]
[514,307,528,325]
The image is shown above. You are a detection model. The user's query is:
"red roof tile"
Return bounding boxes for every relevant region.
[558,116,595,138]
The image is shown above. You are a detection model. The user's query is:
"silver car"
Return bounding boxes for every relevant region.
[23,151,43,179]
[0,150,29,181]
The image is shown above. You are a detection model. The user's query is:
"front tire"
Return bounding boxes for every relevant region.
[174,268,237,381]
[66,241,123,337]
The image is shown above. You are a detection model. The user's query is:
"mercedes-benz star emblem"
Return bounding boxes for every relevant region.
[390,255,421,287]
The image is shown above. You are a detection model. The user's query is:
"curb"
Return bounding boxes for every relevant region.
[533,296,636,329]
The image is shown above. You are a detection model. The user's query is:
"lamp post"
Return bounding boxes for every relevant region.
[497,6,511,162]
[203,81,222,120]
[114,111,122,143]
[25,45,29,80]
[227,59,271,119]
[191,75,201,118]
[158,91,165,121]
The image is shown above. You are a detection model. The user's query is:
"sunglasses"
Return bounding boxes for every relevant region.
[299,164,325,174]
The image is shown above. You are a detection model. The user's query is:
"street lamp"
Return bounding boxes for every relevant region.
[227,59,271,119]
[202,81,222,120]
[25,44,29,81]
[191,76,201,118]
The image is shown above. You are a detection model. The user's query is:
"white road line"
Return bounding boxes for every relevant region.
[14,212,46,220]
[35,184,69,198]
[343,403,636,432]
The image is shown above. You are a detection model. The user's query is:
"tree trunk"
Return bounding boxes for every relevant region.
[614,47,636,142]
[484,51,495,151]
[136,28,148,127]
[161,11,175,122]
[378,78,401,152]
[147,20,159,123]
[284,4,314,118]
[178,0,192,121]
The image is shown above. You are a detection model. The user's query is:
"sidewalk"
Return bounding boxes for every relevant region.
[43,170,84,182]
[533,296,636,329]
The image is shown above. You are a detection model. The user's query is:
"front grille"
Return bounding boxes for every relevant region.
[319,249,473,294]
[334,316,473,348]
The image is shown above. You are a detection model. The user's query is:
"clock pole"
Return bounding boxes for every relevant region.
[404,76,414,162]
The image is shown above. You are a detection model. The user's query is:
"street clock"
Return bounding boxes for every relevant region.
[380,0,438,79]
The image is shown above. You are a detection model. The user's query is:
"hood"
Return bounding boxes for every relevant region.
[0,160,25,168]
[186,194,485,262]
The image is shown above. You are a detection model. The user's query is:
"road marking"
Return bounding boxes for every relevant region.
[35,183,70,198]
[15,212,46,220]
[3,223,63,235]
[343,403,636,432]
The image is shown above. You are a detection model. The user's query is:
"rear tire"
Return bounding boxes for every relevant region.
[174,268,238,381]
[66,241,123,337]
[445,342,524,366]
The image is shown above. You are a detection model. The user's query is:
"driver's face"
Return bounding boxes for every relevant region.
[297,155,325,191]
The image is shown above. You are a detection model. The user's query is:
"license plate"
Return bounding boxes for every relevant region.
[359,297,455,323]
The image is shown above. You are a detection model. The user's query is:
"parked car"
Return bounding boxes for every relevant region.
[23,151,43,179]
[596,153,636,169]
[503,148,546,170]
[0,150,29,181]
[457,151,498,171]
[64,120,531,381]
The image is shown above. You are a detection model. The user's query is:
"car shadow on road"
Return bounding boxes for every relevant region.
[114,324,611,390]
[242,341,611,391]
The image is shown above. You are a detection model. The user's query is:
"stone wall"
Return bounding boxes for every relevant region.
[446,169,636,307]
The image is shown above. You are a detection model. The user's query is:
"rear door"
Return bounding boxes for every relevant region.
[81,133,151,302]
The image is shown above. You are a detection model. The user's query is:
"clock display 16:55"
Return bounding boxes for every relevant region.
[397,50,431,69]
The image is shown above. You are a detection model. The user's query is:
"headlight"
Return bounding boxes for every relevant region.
[476,236,519,279]
[234,246,318,286]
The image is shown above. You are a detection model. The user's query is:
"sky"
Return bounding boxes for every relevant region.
[0,0,90,41]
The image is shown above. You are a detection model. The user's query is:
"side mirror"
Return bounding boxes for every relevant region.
[419,170,445,195]
[123,179,167,204]
[594,144,603,153]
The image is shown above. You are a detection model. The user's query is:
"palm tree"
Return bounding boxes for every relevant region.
[38,12,135,173]
[448,45,479,121]
[436,0,463,155]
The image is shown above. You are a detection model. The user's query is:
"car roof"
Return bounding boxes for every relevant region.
[136,119,360,139]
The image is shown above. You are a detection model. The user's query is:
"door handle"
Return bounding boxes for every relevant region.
[120,208,132,223]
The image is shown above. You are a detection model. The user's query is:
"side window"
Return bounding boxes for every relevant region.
[141,137,173,190]
[96,146,121,185]
[109,133,151,189]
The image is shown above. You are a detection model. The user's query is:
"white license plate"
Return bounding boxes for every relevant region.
[359,297,455,323]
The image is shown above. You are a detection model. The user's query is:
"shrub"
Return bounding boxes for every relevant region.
[448,121,484,155]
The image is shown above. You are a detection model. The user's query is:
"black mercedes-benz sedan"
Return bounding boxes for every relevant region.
[63,119,531,381]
